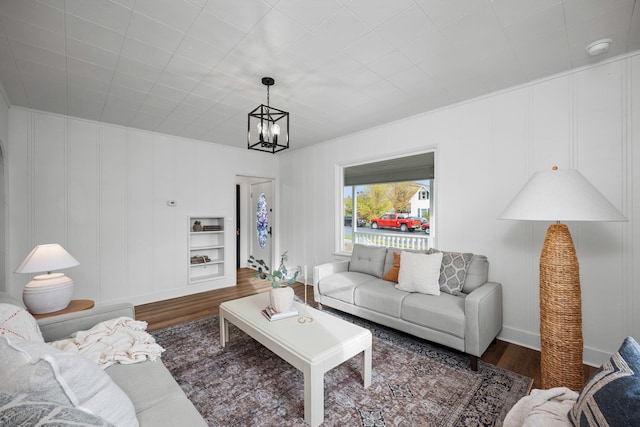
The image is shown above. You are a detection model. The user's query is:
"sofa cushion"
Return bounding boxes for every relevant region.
[0,335,138,427]
[354,279,408,318]
[428,249,473,295]
[382,251,401,282]
[462,255,489,293]
[401,292,466,339]
[0,390,113,426]
[106,361,206,426]
[0,303,44,342]
[568,336,640,427]
[396,251,443,296]
[349,244,387,278]
[317,271,372,304]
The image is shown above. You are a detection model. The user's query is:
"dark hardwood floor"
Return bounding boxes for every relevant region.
[135,268,596,390]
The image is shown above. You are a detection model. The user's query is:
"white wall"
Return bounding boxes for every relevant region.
[279,52,640,366]
[7,109,278,305]
[0,82,9,293]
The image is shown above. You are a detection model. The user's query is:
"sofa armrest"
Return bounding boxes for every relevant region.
[38,303,135,342]
[313,260,350,301]
[313,260,350,285]
[464,281,502,357]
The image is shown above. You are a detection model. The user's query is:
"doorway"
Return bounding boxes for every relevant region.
[235,176,275,272]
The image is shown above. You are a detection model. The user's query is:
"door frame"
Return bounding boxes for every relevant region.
[235,175,276,271]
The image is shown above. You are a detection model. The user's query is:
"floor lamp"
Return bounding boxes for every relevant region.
[499,166,626,390]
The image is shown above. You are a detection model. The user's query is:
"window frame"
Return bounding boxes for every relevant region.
[336,150,436,256]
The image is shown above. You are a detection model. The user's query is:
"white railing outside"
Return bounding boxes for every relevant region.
[353,230,431,251]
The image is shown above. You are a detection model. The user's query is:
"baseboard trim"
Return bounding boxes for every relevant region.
[497,326,606,368]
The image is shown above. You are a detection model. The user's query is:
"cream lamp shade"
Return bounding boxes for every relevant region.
[499,167,626,222]
[14,244,80,314]
[499,166,626,390]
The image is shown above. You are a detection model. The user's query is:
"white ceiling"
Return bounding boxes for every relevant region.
[0,0,638,151]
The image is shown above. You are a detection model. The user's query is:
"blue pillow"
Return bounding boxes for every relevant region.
[568,336,640,426]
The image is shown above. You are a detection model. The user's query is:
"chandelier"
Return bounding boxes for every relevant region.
[248,77,290,154]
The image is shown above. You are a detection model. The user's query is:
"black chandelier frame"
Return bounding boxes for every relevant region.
[247,77,290,154]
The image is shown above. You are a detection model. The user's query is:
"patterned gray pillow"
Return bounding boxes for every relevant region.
[0,391,113,426]
[428,248,473,295]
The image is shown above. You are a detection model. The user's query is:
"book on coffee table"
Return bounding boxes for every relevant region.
[262,305,298,321]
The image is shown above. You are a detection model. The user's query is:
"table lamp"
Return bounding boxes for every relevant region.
[14,243,80,314]
[499,166,626,390]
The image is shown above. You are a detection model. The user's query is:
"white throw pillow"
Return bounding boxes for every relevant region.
[396,251,443,296]
[0,303,44,342]
[0,335,138,427]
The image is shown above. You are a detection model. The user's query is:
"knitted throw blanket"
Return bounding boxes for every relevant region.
[51,317,164,369]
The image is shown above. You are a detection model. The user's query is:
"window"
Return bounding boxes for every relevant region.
[341,152,434,253]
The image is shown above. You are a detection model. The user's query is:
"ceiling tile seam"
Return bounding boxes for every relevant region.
[306,6,371,43]
[186,7,313,120]
[122,6,221,131]
[487,0,529,85]
[63,10,128,38]
[416,0,483,31]
[101,15,202,130]
[62,5,194,60]
[624,0,638,52]
[205,1,270,33]
[130,6,198,35]
[560,0,575,69]
[232,6,316,71]
[185,9,245,46]
[96,4,137,123]
[272,2,339,32]
[413,1,440,31]
[0,16,33,109]
[344,1,416,32]
[36,0,64,12]
[2,16,126,83]
[366,4,451,75]
[143,5,296,123]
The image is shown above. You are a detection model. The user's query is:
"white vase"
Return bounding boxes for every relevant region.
[270,286,294,313]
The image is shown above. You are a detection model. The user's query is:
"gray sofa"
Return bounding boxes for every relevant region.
[313,245,503,370]
[0,292,206,426]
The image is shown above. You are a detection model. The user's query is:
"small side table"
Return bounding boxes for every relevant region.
[31,299,95,320]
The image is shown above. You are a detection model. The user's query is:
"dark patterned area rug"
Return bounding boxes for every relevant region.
[153,311,531,427]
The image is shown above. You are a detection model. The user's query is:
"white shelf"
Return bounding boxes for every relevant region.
[189,260,224,268]
[190,245,224,251]
[190,231,223,235]
[188,216,224,284]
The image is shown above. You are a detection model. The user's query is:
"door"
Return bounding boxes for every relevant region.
[250,180,274,269]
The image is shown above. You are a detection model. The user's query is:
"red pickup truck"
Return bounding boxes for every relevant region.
[369,214,422,232]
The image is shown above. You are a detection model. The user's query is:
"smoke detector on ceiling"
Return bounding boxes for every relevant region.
[586,39,612,56]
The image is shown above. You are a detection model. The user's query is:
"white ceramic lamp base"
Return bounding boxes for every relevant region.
[23,273,74,314]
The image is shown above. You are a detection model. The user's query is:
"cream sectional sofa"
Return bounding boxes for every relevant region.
[0,292,206,426]
[313,245,503,370]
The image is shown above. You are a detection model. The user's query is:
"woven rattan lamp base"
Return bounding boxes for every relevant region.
[539,223,584,390]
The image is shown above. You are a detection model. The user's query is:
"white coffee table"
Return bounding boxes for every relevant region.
[219,292,372,427]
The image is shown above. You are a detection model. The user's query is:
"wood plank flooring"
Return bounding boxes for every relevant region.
[135,268,596,390]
